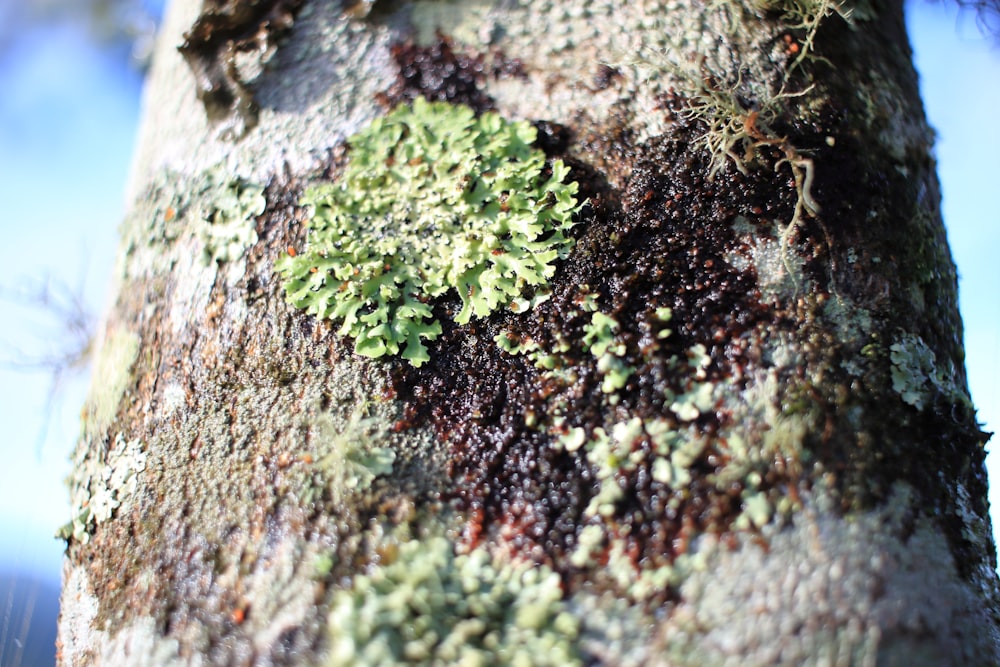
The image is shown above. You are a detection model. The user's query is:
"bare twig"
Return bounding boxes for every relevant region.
[0,271,96,454]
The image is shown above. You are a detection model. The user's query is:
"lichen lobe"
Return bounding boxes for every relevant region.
[277,96,582,366]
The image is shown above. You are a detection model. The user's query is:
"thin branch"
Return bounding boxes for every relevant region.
[0,273,96,454]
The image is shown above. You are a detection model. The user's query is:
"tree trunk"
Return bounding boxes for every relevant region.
[57,0,999,664]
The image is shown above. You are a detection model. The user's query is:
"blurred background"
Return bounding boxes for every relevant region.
[0,0,997,664]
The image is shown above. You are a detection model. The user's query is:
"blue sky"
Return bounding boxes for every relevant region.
[0,0,997,632]
[0,21,140,582]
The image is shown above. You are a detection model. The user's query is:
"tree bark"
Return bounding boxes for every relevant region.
[58,0,1000,664]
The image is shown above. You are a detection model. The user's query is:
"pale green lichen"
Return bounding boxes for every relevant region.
[84,328,140,436]
[736,491,774,530]
[570,511,718,601]
[325,535,581,666]
[497,305,638,393]
[717,414,807,532]
[653,306,673,337]
[308,407,396,506]
[583,311,635,394]
[602,533,715,600]
[556,358,807,589]
[495,327,572,378]
[58,432,147,543]
[495,331,542,357]
[666,344,714,420]
[277,96,582,366]
[889,333,958,410]
[557,417,708,518]
[196,174,265,264]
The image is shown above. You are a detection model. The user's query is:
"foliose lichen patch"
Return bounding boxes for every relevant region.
[277,96,582,366]
[325,534,581,666]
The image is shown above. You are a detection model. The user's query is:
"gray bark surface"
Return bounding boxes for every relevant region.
[58,0,1000,664]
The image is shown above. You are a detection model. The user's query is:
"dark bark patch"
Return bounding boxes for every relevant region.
[179,0,305,139]
[592,64,624,91]
[376,33,525,113]
[390,119,801,596]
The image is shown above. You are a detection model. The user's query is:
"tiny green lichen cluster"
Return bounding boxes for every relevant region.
[326,535,581,666]
[277,96,582,366]
[582,311,635,395]
[196,173,265,264]
[308,408,395,506]
[667,343,715,420]
[494,296,650,387]
[560,413,803,592]
[559,417,709,519]
[499,290,807,593]
[58,433,146,543]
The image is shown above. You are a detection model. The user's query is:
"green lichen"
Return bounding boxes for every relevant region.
[495,331,542,357]
[495,327,572,377]
[196,174,265,264]
[550,338,806,589]
[497,304,641,393]
[325,535,581,666]
[887,333,964,411]
[558,417,708,518]
[666,344,714,421]
[58,432,147,543]
[308,407,396,506]
[561,412,803,595]
[601,533,715,600]
[582,311,635,394]
[277,96,582,366]
[84,328,140,437]
[653,306,673,336]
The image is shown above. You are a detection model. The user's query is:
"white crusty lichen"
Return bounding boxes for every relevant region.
[61,566,195,666]
[656,483,998,666]
[325,535,581,666]
[59,432,147,543]
[98,617,194,667]
[889,333,961,410]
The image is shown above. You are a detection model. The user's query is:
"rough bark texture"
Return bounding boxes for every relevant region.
[58,0,999,665]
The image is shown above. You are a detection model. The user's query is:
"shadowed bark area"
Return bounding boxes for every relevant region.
[58,0,999,665]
